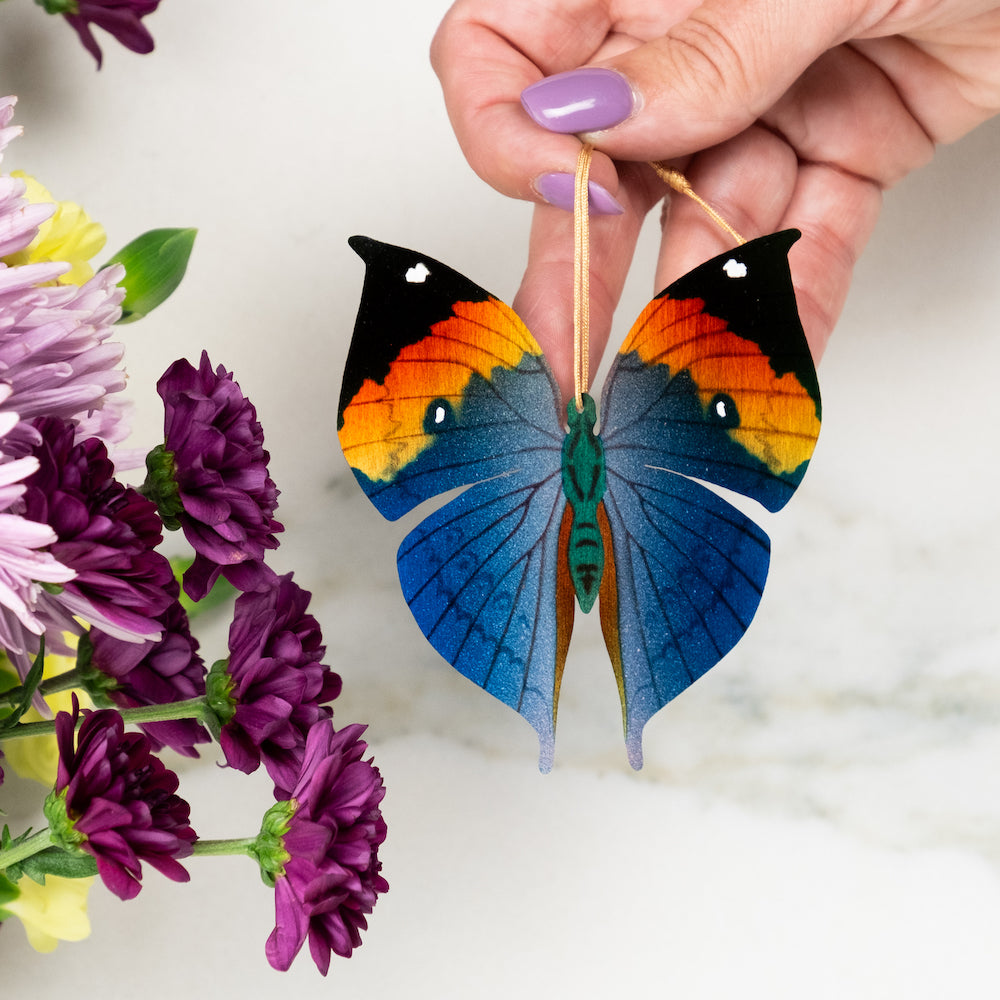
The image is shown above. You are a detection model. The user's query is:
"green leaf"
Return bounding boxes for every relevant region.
[0,872,19,910]
[35,0,78,14]
[103,228,197,324]
[17,849,97,884]
[0,637,45,737]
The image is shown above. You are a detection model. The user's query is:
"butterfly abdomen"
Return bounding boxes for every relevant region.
[561,393,607,614]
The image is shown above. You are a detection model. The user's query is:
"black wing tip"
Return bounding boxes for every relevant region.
[348,234,380,258]
[348,235,445,275]
[776,227,801,244]
[737,228,801,257]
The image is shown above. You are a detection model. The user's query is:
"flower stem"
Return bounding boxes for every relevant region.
[0,828,53,872]
[1,717,61,740]
[39,667,87,698]
[1,696,212,740]
[191,837,259,858]
[109,697,212,726]
[0,666,86,706]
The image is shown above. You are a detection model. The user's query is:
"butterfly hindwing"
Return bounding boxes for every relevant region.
[598,230,821,765]
[338,237,569,767]
[397,471,571,772]
[599,466,770,768]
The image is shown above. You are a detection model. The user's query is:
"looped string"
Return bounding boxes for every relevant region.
[570,152,747,413]
[648,162,747,246]
[572,143,593,411]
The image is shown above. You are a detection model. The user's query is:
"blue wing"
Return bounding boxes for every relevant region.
[397,470,570,772]
[598,232,820,767]
[338,238,570,768]
[599,465,770,768]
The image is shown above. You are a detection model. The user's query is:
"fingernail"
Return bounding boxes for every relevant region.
[534,172,624,215]
[521,67,635,134]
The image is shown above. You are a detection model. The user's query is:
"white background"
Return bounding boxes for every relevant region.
[2,1,1000,996]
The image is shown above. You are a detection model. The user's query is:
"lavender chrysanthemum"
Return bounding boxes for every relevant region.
[0,180,53,260]
[87,588,210,758]
[46,697,196,900]
[152,351,283,602]
[266,721,387,974]
[0,100,128,456]
[0,97,20,163]
[212,573,342,794]
[0,265,127,455]
[0,98,53,260]
[15,417,173,664]
[0,399,75,657]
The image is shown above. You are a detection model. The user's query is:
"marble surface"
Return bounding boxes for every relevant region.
[2,1,1000,996]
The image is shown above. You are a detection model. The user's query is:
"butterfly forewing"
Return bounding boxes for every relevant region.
[338,236,564,521]
[600,230,820,513]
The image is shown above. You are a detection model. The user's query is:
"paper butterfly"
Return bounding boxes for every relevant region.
[338,232,821,771]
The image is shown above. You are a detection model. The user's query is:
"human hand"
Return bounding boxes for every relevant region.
[432,0,1000,401]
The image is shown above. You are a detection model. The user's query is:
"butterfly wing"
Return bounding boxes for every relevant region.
[397,471,573,772]
[598,230,821,767]
[598,465,771,769]
[339,236,564,521]
[338,237,570,768]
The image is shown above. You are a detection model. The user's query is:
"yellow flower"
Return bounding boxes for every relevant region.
[1,875,94,952]
[2,172,106,285]
[1,642,91,787]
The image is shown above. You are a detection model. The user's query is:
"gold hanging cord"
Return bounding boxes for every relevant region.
[570,153,748,411]
[572,143,594,412]
[648,162,747,246]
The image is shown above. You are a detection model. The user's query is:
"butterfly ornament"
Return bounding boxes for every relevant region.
[337,159,821,771]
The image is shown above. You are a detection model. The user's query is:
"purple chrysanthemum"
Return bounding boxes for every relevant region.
[55,0,162,69]
[152,351,283,602]
[87,588,210,758]
[265,721,387,974]
[46,697,196,900]
[211,573,342,794]
[13,417,173,667]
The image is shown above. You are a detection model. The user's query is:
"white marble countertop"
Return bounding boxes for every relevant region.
[2,1,1000,996]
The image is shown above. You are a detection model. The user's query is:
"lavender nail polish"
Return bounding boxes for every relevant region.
[535,172,624,216]
[521,67,634,134]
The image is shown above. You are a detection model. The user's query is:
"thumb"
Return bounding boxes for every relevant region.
[523,0,866,160]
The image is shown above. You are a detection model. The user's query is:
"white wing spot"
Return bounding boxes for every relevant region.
[723,258,748,279]
[434,405,447,424]
[715,398,728,419]
[405,262,431,283]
